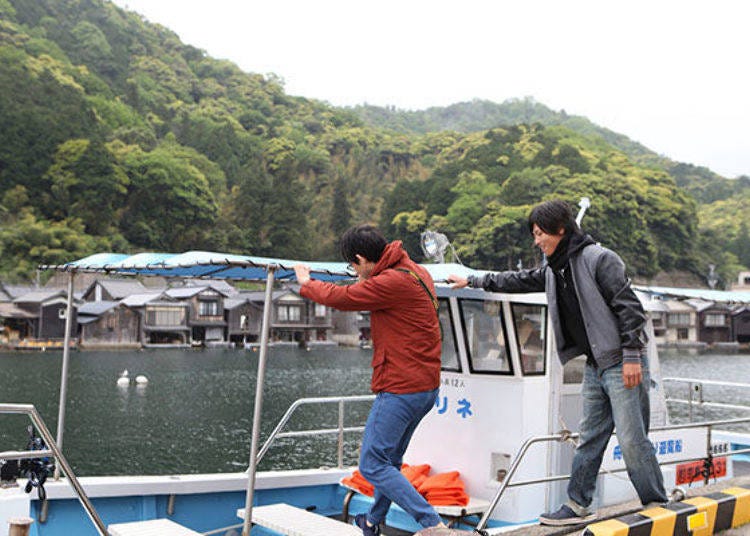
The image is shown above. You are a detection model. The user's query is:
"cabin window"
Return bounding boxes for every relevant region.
[315,303,327,318]
[704,313,725,327]
[460,299,512,375]
[512,304,547,375]
[438,298,460,372]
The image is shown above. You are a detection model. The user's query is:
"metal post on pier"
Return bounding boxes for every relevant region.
[53,271,75,480]
[242,265,276,536]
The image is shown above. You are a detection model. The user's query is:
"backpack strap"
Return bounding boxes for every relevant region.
[395,268,439,315]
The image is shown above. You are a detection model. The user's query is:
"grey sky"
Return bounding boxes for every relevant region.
[112,0,749,178]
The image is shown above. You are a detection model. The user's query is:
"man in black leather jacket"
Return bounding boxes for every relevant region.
[448,199,668,526]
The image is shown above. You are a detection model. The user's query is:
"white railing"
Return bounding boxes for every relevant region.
[256,395,375,468]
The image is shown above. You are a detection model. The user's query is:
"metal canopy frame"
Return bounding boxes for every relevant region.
[39,251,475,534]
[40,251,361,536]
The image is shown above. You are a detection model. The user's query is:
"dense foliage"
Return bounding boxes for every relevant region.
[0,0,746,287]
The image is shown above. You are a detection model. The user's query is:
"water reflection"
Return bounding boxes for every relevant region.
[0,346,372,476]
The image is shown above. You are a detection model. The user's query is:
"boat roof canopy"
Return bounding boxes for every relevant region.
[634,285,750,304]
[40,251,481,284]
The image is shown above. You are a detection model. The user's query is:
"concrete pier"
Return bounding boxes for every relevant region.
[496,472,750,535]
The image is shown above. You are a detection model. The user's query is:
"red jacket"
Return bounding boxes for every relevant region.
[300,241,441,394]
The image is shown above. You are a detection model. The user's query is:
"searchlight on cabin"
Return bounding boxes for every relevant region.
[420,230,462,264]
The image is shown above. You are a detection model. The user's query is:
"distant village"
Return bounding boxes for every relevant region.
[0,273,370,351]
[633,269,750,349]
[0,271,749,352]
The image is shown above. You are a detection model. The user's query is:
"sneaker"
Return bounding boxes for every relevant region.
[643,500,671,510]
[353,513,380,536]
[539,504,596,526]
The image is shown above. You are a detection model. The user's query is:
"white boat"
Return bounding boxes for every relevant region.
[2,251,749,536]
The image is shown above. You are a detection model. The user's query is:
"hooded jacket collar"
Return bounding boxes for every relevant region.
[370,241,410,277]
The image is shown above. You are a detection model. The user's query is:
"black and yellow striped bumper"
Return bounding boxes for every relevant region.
[583,487,750,536]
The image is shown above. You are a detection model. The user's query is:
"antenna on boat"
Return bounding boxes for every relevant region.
[575,196,591,226]
[420,230,462,264]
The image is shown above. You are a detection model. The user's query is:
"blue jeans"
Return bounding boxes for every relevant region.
[359,389,442,528]
[568,362,668,508]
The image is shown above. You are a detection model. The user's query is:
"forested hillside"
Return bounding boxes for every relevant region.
[0,0,745,287]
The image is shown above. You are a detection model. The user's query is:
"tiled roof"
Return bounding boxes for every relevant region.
[120,292,163,307]
[78,301,119,316]
[96,279,149,299]
[13,289,66,304]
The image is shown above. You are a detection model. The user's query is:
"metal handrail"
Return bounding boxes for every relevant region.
[256,395,375,468]
[473,416,750,533]
[663,377,750,420]
[0,403,107,536]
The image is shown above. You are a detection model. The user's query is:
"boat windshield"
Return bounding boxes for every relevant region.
[461,299,513,374]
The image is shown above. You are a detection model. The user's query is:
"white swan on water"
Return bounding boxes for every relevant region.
[116,369,130,387]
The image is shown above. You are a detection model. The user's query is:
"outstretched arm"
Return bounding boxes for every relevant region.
[448,268,546,293]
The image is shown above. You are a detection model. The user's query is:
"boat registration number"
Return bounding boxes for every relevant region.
[675,457,727,485]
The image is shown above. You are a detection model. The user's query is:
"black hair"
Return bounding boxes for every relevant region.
[339,224,387,264]
[528,199,579,236]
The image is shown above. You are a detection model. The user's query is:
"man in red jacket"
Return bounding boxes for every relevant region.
[294,225,445,536]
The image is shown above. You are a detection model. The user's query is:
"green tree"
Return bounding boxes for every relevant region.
[0,213,102,282]
[42,139,129,235]
[734,221,750,269]
[120,145,218,250]
[331,177,351,237]
[458,203,533,271]
[445,171,500,234]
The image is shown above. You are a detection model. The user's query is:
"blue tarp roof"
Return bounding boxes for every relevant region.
[42,251,352,282]
[41,252,482,284]
[41,253,750,303]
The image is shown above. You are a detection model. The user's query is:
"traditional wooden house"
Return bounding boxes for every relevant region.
[638,295,669,346]
[263,287,336,346]
[662,299,699,345]
[732,306,750,343]
[686,299,734,345]
[224,294,264,346]
[328,308,366,346]
[12,289,78,343]
[121,292,190,347]
[77,301,141,348]
[0,302,38,344]
[164,285,233,345]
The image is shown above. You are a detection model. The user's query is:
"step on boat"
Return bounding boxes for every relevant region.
[0,251,748,535]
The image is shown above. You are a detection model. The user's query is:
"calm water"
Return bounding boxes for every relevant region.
[0,347,748,476]
[659,348,750,428]
[0,347,373,475]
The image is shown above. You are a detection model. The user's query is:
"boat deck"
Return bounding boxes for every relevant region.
[493,468,750,536]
